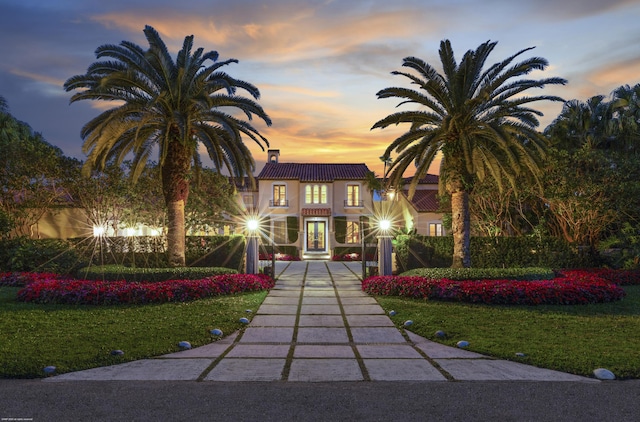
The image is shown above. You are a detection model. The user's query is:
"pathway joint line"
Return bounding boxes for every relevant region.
[280,261,308,381]
[325,261,371,382]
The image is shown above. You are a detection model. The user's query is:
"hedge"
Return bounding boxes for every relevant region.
[77,265,237,282]
[395,235,601,271]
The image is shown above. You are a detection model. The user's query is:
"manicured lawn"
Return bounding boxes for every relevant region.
[0,287,267,378]
[375,285,640,379]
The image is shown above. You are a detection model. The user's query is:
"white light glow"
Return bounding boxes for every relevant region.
[247,218,259,231]
[379,219,391,231]
[93,226,105,237]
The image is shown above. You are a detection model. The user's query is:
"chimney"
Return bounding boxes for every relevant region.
[267,149,280,164]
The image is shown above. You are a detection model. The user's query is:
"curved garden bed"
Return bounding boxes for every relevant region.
[361,269,637,306]
[9,273,274,305]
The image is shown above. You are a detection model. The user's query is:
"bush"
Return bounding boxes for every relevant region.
[362,271,626,306]
[69,235,247,270]
[185,235,245,270]
[395,235,601,270]
[77,265,236,282]
[0,238,84,273]
[16,273,275,305]
[400,267,555,281]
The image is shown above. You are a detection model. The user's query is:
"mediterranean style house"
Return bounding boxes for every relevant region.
[240,150,445,259]
[21,149,446,256]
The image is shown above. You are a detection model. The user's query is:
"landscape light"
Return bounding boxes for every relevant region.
[246,218,259,232]
[93,226,105,237]
[379,219,391,232]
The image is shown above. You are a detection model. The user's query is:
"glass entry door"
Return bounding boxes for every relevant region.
[306,221,326,252]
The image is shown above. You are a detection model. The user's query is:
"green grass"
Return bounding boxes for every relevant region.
[376,285,640,379]
[0,287,266,378]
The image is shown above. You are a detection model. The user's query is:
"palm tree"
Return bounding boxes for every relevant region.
[372,40,566,267]
[64,25,271,266]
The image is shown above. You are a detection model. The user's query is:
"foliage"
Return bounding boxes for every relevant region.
[0,101,76,238]
[373,39,565,267]
[64,25,271,267]
[400,267,555,281]
[185,169,238,234]
[362,270,626,306]
[16,273,273,305]
[0,238,83,273]
[395,234,599,270]
[77,265,236,282]
[185,235,245,270]
[599,222,640,269]
[334,216,346,243]
[286,216,299,243]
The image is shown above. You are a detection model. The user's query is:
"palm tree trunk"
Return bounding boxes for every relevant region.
[166,199,186,267]
[450,189,471,268]
[162,138,191,267]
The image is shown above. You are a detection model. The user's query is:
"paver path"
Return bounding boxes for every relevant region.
[47,261,597,382]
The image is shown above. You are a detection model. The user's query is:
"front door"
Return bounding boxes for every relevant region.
[306,221,326,252]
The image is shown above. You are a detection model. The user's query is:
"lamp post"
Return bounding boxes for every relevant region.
[378,219,393,276]
[246,218,259,274]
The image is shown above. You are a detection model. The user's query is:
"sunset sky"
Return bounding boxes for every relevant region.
[1,0,639,175]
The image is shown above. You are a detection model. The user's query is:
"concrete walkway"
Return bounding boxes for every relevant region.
[45,261,597,383]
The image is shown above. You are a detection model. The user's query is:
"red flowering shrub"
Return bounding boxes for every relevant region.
[558,269,640,286]
[16,274,275,305]
[362,271,627,306]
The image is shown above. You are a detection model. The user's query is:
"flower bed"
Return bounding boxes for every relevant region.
[15,273,275,305]
[559,269,640,286]
[362,270,628,306]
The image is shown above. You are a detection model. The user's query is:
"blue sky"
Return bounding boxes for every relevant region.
[1,0,639,174]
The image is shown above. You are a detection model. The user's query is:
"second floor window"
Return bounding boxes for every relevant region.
[272,184,287,206]
[305,184,327,204]
[346,184,360,207]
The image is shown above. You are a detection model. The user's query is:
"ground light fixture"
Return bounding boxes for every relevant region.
[245,217,260,274]
[378,219,393,276]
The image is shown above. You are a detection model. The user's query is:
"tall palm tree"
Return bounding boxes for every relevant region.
[64,25,271,266]
[372,40,566,267]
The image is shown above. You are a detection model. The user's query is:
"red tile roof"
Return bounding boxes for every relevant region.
[258,163,371,182]
[402,174,439,185]
[403,189,440,212]
[301,208,332,216]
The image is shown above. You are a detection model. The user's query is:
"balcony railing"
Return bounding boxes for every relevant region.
[344,200,364,207]
[270,199,289,207]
